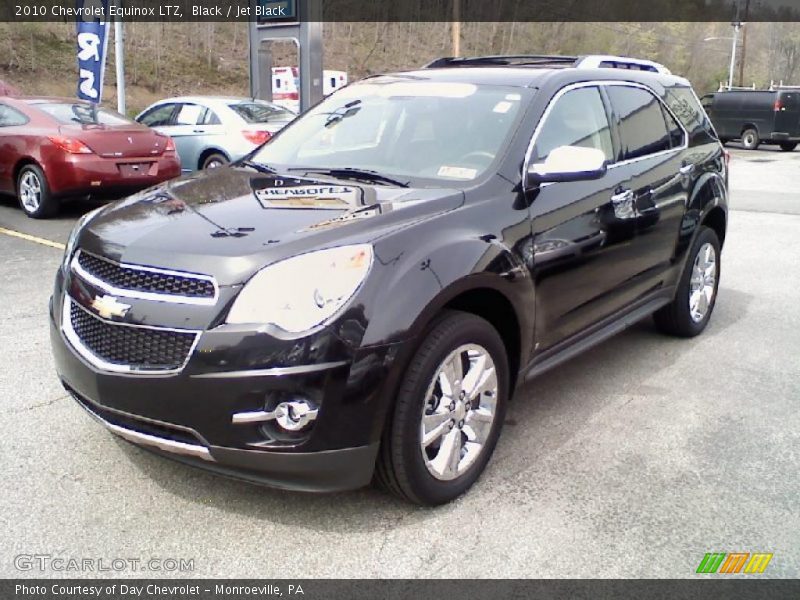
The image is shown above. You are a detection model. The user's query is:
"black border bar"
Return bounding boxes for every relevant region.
[3,0,800,22]
[4,579,800,600]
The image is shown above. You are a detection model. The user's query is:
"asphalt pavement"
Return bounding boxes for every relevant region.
[0,146,798,578]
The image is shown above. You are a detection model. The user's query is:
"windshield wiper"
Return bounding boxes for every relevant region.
[238,159,279,174]
[289,167,410,188]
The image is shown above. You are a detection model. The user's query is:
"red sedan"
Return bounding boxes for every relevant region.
[0,97,181,218]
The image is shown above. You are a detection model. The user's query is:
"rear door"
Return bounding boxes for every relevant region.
[604,83,690,292]
[775,91,800,137]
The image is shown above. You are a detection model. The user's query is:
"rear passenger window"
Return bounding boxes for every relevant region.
[663,107,685,148]
[175,104,205,126]
[607,86,671,160]
[0,104,28,127]
[532,86,614,163]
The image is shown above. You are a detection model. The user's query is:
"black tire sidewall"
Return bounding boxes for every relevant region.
[17,164,54,219]
[202,153,228,170]
[675,227,721,336]
[779,142,797,152]
[741,128,760,150]
[391,312,509,505]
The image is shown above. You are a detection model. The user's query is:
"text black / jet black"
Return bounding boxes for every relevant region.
[51,55,728,505]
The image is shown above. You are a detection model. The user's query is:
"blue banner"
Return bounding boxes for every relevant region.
[75,0,111,103]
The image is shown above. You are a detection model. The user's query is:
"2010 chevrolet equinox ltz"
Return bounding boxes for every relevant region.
[51,55,728,505]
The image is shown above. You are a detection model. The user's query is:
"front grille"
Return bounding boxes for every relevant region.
[68,300,198,371]
[76,251,216,300]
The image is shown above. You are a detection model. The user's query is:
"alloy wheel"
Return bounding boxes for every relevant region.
[689,242,717,323]
[420,344,498,481]
[19,171,43,213]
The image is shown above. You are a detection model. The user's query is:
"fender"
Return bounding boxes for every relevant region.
[364,230,534,360]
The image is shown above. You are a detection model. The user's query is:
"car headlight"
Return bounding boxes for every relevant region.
[226,244,373,333]
[63,207,103,270]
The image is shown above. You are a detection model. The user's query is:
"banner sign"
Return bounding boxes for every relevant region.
[75,0,111,103]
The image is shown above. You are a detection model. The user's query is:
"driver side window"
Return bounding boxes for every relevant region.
[532,86,613,164]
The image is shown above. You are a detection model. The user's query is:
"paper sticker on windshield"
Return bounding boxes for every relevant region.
[255,185,360,210]
[438,166,477,180]
[493,101,513,114]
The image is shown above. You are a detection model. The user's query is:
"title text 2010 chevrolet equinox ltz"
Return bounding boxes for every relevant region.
[51,55,728,505]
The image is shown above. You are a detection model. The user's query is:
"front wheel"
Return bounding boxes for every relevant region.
[376,311,509,506]
[779,142,797,152]
[654,226,721,337]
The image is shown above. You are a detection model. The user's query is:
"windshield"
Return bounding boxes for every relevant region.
[230,102,295,123]
[250,78,530,184]
[36,103,134,126]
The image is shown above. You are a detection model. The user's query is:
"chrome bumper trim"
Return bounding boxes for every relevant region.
[77,399,214,462]
[190,361,348,379]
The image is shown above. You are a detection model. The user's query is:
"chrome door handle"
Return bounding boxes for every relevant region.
[679,163,695,175]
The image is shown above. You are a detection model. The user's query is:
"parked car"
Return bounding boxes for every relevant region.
[701,87,800,151]
[0,97,180,218]
[135,96,295,172]
[51,55,728,505]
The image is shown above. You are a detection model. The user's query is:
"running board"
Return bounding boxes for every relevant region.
[524,296,671,383]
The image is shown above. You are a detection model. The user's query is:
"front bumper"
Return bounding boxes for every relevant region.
[50,270,406,492]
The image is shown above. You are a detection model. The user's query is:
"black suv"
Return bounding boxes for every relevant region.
[50,55,728,506]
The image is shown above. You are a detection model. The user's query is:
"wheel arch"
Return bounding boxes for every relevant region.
[197,148,229,170]
[13,157,45,189]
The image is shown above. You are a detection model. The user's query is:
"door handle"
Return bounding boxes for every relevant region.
[679,163,695,175]
[193,129,207,134]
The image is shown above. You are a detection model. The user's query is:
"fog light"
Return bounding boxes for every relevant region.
[273,399,318,432]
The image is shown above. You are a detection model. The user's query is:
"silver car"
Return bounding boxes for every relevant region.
[135,96,295,172]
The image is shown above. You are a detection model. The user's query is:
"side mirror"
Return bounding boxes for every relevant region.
[527,146,608,185]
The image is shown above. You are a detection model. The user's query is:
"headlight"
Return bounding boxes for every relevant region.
[63,207,103,270]
[226,244,373,333]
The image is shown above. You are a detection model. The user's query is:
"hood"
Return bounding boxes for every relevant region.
[79,166,463,285]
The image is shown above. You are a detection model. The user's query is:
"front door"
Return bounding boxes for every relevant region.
[526,84,640,351]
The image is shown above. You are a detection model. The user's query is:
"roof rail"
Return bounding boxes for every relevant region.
[423,55,579,69]
[575,55,671,75]
[769,80,800,90]
[423,54,671,75]
[717,83,759,91]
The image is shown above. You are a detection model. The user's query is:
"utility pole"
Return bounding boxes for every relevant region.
[452,0,461,57]
[728,0,742,89]
[738,0,751,86]
[114,0,126,114]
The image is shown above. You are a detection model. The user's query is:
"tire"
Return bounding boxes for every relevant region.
[201,153,228,170]
[375,310,509,506]
[779,142,797,152]
[654,226,721,338]
[16,164,57,219]
[741,128,760,150]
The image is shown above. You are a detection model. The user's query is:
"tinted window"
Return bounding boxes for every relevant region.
[229,103,294,123]
[665,86,719,144]
[607,86,671,160]
[36,103,133,126]
[0,104,28,127]
[202,109,221,125]
[663,106,685,148]
[532,86,613,163]
[138,103,176,127]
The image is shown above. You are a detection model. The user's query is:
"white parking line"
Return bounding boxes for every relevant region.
[0,227,65,250]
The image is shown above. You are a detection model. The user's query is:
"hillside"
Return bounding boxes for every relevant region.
[1,21,798,116]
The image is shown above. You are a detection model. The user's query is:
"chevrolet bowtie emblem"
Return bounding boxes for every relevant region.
[90,295,131,319]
